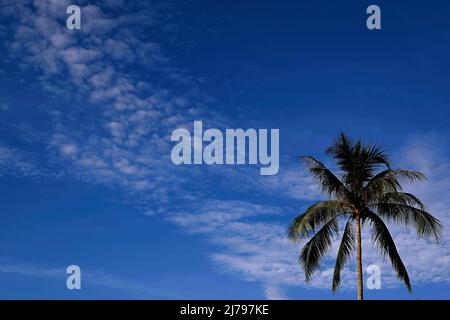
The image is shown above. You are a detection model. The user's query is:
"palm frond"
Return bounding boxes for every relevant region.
[362,144,391,171]
[300,217,339,281]
[300,156,350,200]
[288,200,347,242]
[326,132,353,160]
[364,210,412,292]
[332,219,356,292]
[374,192,427,209]
[363,169,426,205]
[373,202,442,242]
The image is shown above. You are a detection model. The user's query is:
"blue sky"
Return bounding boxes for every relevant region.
[0,0,449,299]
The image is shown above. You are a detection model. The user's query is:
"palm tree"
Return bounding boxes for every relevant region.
[288,133,442,300]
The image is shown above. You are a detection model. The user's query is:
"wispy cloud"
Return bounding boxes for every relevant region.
[0,145,38,177]
[0,261,169,298]
[1,0,317,210]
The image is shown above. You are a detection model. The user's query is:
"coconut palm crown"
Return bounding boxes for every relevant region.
[288,133,442,300]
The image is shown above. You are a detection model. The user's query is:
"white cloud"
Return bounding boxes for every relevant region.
[263,284,287,300]
[60,143,78,157]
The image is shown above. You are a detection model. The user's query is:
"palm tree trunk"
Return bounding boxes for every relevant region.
[355,212,364,300]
